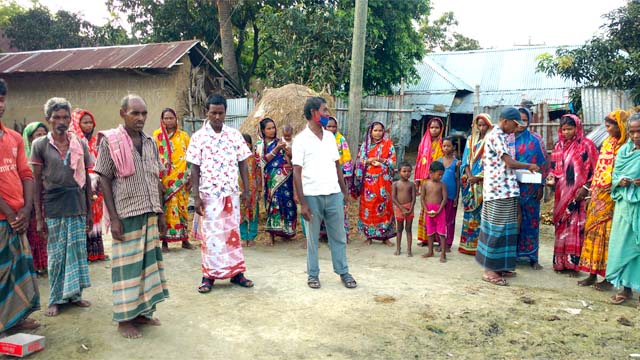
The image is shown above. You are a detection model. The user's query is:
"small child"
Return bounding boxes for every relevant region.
[392,162,417,257]
[439,137,460,253]
[421,161,448,262]
[281,124,294,170]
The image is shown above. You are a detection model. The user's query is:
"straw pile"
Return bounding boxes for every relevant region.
[239,84,334,140]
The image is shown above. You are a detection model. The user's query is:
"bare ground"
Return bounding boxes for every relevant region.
[8,203,640,360]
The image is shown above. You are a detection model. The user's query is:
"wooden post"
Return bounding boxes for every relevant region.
[346,0,368,148]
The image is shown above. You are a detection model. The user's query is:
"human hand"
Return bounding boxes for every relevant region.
[158,215,167,236]
[527,164,540,173]
[619,178,632,187]
[301,204,312,221]
[241,190,251,210]
[453,198,458,208]
[111,218,124,241]
[634,178,640,186]
[12,207,30,234]
[195,197,205,216]
[575,187,589,202]
[469,176,480,184]
[36,217,47,237]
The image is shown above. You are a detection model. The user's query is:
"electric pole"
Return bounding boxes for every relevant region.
[346,0,368,149]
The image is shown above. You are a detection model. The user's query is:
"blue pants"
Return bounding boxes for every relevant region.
[304,192,349,277]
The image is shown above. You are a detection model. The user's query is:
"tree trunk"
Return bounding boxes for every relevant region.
[217,0,240,87]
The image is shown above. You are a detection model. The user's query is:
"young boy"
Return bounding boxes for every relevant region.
[392,162,417,256]
[439,138,460,253]
[421,161,448,262]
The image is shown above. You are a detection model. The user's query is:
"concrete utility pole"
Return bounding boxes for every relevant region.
[346,0,368,149]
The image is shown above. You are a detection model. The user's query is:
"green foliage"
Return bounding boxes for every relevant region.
[420,11,481,52]
[536,1,640,104]
[0,0,25,29]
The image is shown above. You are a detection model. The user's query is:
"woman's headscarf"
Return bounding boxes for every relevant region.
[156,108,178,174]
[415,117,444,181]
[70,109,97,156]
[607,109,629,149]
[591,109,630,188]
[22,121,48,158]
[329,116,352,166]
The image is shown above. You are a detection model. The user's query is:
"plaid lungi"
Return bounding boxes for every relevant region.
[0,221,40,332]
[112,213,168,322]
[475,197,519,272]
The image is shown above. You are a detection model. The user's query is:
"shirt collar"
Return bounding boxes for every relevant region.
[204,122,227,136]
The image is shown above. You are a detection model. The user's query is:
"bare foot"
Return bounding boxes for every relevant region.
[577,274,597,287]
[436,246,441,252]
[246,241,255,247]
[44,304,59,317]
[446,248,451,253]
[593,280,613,291]
[181,241,195,250]
[161,243,169,253]
[301,242,307,249]
[383,240,395,247]
[394,250,400,256]
[242,240,248,247]
[531,262,544,270]
[133,316,161,326]
[347,238,351,244]
[71,299,91,308]
[363,239,372,246]
[567,270,580,278]
[440,255,447,263]
[14,318,40,330]
[267,238,275,246]
[407,251,413,257]
[421,251,434,258]
[118,321,141,339]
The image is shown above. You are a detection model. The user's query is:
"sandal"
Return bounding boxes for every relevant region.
[307,275,321,289]
[610,293,630,305]
[482,275,508,286]
[230,273,254,288]
[197,277,214,293]
[499,271,517,278]
[340,273,357,289]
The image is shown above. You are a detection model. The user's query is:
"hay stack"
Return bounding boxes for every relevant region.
[239,84,334,140]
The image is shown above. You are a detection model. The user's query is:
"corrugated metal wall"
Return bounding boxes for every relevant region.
[581,88,634,123]
[181,97,254,135]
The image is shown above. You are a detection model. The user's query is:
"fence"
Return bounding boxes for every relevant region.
[181,97,254,136]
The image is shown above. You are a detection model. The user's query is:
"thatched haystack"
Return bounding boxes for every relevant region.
[239,84,334,141]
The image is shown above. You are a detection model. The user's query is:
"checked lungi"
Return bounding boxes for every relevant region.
[475,197,519,272]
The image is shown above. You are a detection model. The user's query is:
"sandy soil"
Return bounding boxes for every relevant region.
[10,203,640,360]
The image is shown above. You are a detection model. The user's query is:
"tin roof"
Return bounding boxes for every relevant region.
[0,40,200,73]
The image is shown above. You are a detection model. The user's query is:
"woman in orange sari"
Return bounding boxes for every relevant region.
[70,109,106,261]
[153,108,193,252]
[415,117,444,246]
[353,122,397,245]
[578,110,629,289]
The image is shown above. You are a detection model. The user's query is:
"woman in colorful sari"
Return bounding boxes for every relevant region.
[415,117,445,246]
[353,121,397,245]
[240,133,261,247]
[256,118,297,245]
[69,109,106,261]
[607,114,640,306]
[22,121,49,275]
[547,114,598,276]
[512,108,547,269]
[153,108,193,253]
[320,116,352,241]
[459,114,492,255]
[578,110,629,289]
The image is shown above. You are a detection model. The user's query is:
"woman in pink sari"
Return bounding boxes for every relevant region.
[415,117,444,246]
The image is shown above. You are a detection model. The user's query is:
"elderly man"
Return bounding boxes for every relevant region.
[0,79,40,334]
[94,94,168,339]
[186,94,254,294]
[31,97,92,317]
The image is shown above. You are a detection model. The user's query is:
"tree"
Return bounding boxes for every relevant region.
[217,0,240,86]
[0,0,25,29]
[420,11,481,52]
[536,0,640,103]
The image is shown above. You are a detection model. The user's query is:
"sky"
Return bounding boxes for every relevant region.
[16,0,628,49]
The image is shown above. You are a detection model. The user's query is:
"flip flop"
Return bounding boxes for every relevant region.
[610,293,630,305]
[482,275,508,286]
[499,271,517,278]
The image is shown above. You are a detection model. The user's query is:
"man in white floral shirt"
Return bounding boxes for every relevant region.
[475,107,540,286]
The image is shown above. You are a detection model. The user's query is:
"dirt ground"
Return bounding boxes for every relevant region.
[9,201,640,360]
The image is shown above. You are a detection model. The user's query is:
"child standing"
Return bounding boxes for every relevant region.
[421,161,448,262]
[392,162,417,256]
[240,133,262,247]
[439,138,460,252]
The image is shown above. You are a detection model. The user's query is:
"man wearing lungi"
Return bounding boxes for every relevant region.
[0,79,40,333]
[94,94,169,339]
[187,94,254,294]
[475,107,540,286]
[31,97,93,317]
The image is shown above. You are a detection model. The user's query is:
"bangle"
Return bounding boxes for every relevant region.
[582,185,590,192]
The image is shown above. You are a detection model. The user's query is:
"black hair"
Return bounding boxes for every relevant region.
[442,137,455,145]
[604,116,618,126]
[30,123,48,139]
[0,79,7,96]
[429,161,445,173]
[327,117,338,126]
[560,115,577,128]
[303,96,326,120]
[206,94,227,111]
[242,133,252,145]
[161,108,177,119]
[399,161,413,170]
[259,118,275,138]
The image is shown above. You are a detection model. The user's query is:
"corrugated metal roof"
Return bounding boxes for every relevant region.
[450,89,571,114]
[406,46,578,107]
[0,40,200,74]
[581,88,634,124]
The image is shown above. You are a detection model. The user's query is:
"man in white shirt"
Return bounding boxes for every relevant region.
[292,97,356,289]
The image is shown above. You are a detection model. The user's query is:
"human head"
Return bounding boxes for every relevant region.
[559,114,578,142]
[79,113,95,135]
[24,122,48,144]
[475,113,492,136]
[0,79,7,120]
[326,116,338,134]
[605,109,629,143]
[303,96,329,122]
[206,94,227,130]
[604,115,621,139]
[282,124,293,142]
[120,94,148,133]
[429,161,445,181]
[442,137,454,155]
[370,122,385,142]
[398,161,413,180]
[516,107,531,134]
[44,97,72,135]
[629,114,640,149]
[499,107,524,134]
[428,117,443,139]
[259,118,276,140]
[242,133,253,147]
[161,108,178,132]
